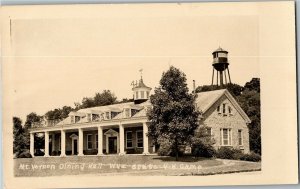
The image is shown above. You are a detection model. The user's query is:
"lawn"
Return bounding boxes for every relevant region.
[14,155,261,177]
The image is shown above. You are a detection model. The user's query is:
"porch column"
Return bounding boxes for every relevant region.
[119,124,125,155]
[78,128,84,156]
[60,130,66,157]
[30,132,34,157]
[143,122,149,154]
[52,134,55,153]
[97,126,103,155]
[44,131,49,157]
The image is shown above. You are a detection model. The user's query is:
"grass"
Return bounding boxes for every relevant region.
[14,155,261,177]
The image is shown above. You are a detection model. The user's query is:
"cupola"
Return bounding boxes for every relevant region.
[132,70,152,104]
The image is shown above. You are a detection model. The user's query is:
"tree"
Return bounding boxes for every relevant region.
[45,106,74,121]
[147,66,200,160]
[191,126,216,158]
[13,117,30,157]
[78,90,118,109]
[24,112,43,129]
[24,112,44,153]
[195,83,243,98]
[238,78,261,154]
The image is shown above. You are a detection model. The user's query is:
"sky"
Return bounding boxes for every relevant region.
[8,6,259,121]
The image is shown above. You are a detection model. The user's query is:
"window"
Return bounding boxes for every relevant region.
[136,130,143,148]
[221,128,232,146]
[75,116,80,123]
[70,116,75,123]
[126,131,133,148]
[206,128,212,136]
[146,91,150,99]
[95,134,98,149]
[92,114,100,121]
[238,130,243,146]
[217,106,220,113]
[136,91,139,99]
[141,91,144,98]
[87,134,93,149]
[228,106,232,114]
[105,112,111,120]
[222,104,226,114]
[124,109,131,118]
[218,52,227,57]
[111,112,118,119]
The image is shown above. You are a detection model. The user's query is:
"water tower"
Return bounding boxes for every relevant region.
[211,47,231,86]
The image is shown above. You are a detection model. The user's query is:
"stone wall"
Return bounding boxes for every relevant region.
[201,95,250,153]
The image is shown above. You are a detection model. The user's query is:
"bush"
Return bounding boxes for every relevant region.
[157,139,172,156]
[192,142,216,158]
[17,150,32,158]
[239,152,261,162]
[216,147,242,160]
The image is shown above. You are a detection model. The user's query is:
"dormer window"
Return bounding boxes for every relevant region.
[75,116,80,123]
[136,91,139,99]
[141,91,144,98]
[92,114,100,121]
[111,112,119,119]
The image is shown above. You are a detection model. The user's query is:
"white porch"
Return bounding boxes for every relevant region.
[29,122,155,157]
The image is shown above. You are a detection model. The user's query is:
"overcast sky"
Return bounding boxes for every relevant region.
[9,5,259,121]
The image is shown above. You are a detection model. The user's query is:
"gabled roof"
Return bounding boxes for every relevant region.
[195,89,251,123]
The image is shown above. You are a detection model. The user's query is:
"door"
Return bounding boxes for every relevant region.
[109,137,117,154]
[73,139,78,155]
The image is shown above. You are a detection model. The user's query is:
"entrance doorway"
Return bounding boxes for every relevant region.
[70,134,79,155]
[108,137,117,154]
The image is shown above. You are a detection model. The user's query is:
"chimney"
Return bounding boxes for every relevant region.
[193,80,196,94]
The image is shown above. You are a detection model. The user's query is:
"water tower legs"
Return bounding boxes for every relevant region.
[227,68,232,84]
[212,68,214,85]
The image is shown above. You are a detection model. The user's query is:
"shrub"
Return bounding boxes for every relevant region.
[239,152,261,162]
[192,142,216,158]
[157,138,172,156]
[216,147,242,160]
[17,149,32,158]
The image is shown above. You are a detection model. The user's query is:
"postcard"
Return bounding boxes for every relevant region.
[2,1,298,188]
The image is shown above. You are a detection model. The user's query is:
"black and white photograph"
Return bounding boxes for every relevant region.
[2,1,298,188]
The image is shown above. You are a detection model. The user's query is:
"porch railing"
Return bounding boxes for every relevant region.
[31,119,61,128]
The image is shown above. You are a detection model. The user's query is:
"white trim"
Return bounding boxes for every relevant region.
[72,138,78,155]
[136,130,143,148]
[87,134,93,150]
[125,131,133,149]
[104,129,119,154]
[70,134,79,155]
